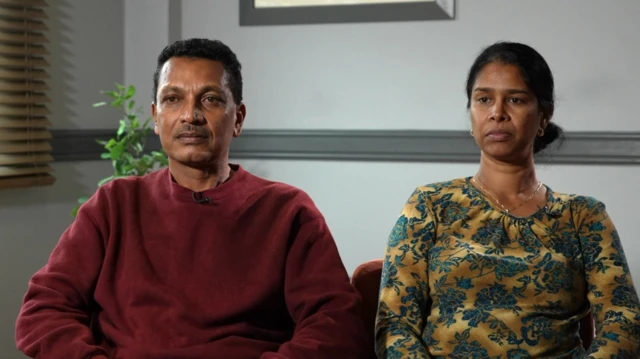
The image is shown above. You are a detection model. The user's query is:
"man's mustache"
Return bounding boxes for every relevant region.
[174,125,211,138]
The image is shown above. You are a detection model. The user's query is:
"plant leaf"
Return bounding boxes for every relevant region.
[117,120,126,137]
[93,101,107,107]
[112,98,123,107]
[105,90,119,99]
[125,85,136,100]
[105,138,117,149]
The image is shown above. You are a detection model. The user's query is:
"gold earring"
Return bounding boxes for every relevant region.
[538,128,545,137]
[470,129,474,136]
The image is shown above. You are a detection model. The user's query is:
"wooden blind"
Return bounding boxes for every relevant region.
[0,0,53,189]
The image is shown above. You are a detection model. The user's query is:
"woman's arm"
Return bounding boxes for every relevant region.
[577,198,640,358]
[375,188,435,359]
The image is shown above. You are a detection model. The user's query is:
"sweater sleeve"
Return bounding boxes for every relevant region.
[15,189,109,359]
[260,217,370,359]
[375,188,434,359]
[576,198,640,358]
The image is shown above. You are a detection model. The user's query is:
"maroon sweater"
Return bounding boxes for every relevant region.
[16,165,369,359]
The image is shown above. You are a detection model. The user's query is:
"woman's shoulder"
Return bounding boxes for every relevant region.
[549,190,607,214]
[410,177,472,203]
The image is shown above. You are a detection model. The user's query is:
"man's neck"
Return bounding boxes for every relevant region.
[476,153,538,197]
[169,160,232,193]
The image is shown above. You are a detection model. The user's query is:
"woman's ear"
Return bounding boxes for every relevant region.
[540,117,549,130]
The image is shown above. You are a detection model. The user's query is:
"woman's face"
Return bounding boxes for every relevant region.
[469,62,548,162]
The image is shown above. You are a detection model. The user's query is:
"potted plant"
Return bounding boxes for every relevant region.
[72,84,168,216]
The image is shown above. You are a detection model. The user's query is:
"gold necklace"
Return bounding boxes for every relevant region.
[471,176,543,214]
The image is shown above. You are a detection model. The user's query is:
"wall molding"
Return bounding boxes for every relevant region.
[50,129,640,165]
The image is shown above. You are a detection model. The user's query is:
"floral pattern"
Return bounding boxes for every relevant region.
[375,177,640,358]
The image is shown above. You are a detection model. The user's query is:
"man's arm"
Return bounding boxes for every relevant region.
[261,216,370,359]
[16,190,109,359]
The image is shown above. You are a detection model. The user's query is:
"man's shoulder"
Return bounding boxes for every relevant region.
[96,168,166,197]
[244,169,311,199]
[243,169,321,217]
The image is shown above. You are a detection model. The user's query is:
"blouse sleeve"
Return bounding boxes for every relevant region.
[375,188,436,358]
[577,198,640,358]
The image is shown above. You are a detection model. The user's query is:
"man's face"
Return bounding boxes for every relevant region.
[152,57,245,168]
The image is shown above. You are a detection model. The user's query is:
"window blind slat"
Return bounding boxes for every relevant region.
[0,57,48,68]
[0,68,48,80]
[0,164,52,176]
[0,81,48,92]
[0,0,47,7]
[0,117,50,128]
[0,19,47,32]
[0,140,50,153]
[0,173,54,189]
[0,105,49,116]
[0,129,50,141]
[0,7,48,20]
[0,32,48,44]
[0,152,51,165]
[0,93,48,105]
[0,44,48,56]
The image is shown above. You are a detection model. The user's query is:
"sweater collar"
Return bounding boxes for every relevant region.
[166,163,248,202]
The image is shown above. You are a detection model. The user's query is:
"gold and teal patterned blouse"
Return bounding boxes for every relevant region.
[375,177,640,359]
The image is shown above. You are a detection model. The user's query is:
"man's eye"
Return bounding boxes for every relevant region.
[204,96,224,104]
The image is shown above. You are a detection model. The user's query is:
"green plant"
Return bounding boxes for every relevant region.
[72,84,169,216]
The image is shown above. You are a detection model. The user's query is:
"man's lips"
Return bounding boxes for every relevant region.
[177,132,207,138]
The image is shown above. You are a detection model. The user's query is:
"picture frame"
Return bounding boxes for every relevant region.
[239,0,456,26]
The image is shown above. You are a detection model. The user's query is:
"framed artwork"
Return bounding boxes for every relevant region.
[239,0,455,26]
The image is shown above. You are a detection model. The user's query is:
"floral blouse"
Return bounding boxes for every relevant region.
[375,177,640,359]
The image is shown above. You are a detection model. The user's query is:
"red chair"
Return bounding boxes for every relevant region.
[351,259,594,358]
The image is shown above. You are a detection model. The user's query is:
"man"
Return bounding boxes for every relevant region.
[16,38,369,359]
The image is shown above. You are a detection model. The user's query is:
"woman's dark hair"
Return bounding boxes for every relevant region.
[465,41,564,154]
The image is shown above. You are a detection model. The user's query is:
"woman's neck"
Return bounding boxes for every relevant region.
[476,153,538,197]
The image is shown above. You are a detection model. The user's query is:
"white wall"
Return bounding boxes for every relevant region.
[184,0,640,133]
[0,1,124,358]
[180,0,640,283]
[124,0,171,118]
[49,0,125,129]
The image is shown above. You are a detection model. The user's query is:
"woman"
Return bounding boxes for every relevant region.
[375,42,640,358]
